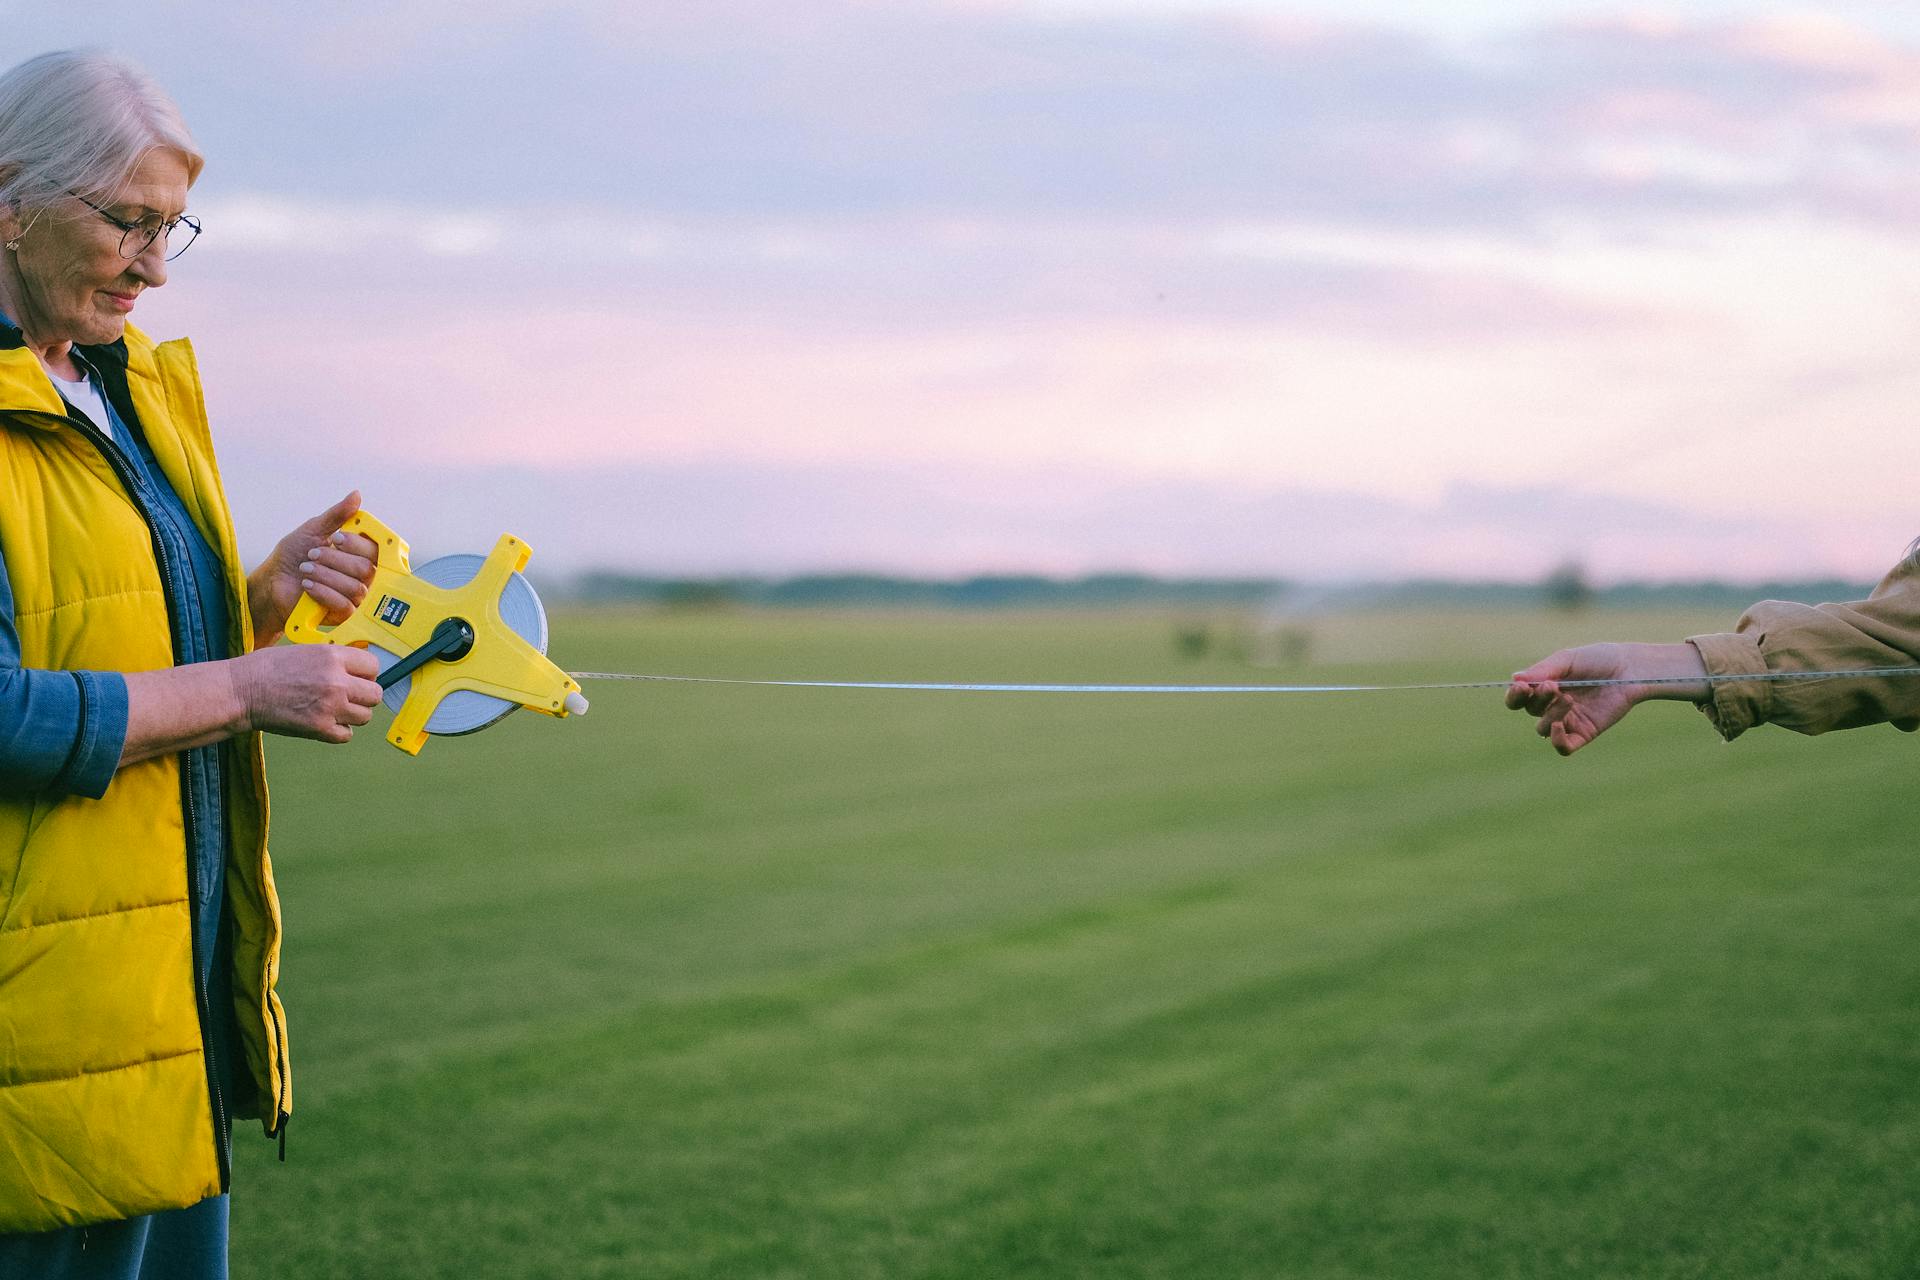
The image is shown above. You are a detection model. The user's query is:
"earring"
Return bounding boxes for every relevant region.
[4,241,16,252]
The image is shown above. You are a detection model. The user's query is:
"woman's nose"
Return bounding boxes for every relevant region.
[127,242,168,288]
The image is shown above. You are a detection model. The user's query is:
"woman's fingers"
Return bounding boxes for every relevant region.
[298,566,367,619]
[300,559,367,598]
[1506,679,1561,716]
[325,530,380,566]
[1556,702,1601,754]
[1549,701,1604,755]
[328,673,382,739]
[1533,691,1597,752]
[297,539,378,624]
[306,543,377,584]
[1511,651,1575,685]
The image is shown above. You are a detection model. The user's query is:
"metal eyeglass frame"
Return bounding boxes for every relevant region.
[66,190,201,262]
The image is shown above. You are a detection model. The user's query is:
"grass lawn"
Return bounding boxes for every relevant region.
[232,607,1920,1277]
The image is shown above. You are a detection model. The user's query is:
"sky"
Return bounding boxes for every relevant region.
[8,0,1920,582]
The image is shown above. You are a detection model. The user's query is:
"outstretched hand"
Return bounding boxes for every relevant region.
[1505,643,1642,756]
[247,491,380,648]
[1505,641,1710,756]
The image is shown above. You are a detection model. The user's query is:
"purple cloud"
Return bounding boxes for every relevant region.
[14,6,1918,229]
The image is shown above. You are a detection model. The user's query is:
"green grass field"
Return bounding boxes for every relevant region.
[231,608,1920,1278]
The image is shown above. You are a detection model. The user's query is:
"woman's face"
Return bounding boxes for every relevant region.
[3,148,190,347]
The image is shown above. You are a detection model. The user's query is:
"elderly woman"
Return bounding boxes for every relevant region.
[0,51,388,1276]
[1507,556,1920,752]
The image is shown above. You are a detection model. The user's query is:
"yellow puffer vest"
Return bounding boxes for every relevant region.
[0,323,288,1234]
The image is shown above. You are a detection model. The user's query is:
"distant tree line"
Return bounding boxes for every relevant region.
[560,572,1284,609]
[545,570,1877,612]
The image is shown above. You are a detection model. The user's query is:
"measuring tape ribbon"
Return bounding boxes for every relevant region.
[566,667,1920,694]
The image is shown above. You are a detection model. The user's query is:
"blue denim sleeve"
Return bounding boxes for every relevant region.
[0,543,129,799]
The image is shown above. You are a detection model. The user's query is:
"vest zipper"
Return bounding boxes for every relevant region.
[271,946,290,1159]
[61,411,233,1190]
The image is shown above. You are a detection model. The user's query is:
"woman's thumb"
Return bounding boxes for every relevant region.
[309,489,362,536]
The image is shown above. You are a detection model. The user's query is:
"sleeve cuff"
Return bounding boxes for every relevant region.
[55,670,128,799]
[1685,632,1772,741]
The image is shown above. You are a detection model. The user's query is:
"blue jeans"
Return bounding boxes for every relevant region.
[0,1195,227,1279]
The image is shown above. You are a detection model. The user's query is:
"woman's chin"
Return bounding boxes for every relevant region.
[80,313,129,344]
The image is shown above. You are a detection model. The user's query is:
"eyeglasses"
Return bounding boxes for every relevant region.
[66,190,201,262]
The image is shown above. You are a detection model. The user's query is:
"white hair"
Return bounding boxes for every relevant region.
[0,49,203,217]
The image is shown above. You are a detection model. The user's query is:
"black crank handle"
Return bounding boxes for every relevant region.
[376,617,475,691]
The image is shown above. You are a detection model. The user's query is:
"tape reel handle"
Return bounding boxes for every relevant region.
[284,509,414,642]
[339,509,413,573]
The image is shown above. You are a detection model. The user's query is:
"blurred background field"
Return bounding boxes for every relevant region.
[234,605,1920,1278]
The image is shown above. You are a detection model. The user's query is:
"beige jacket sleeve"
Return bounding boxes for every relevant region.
[1687,554,1920,740]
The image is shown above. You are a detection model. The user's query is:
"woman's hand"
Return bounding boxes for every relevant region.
[1505,642,1710,756]
[247,491,380,649]
[231,643,385,745]
[120,642,386,766]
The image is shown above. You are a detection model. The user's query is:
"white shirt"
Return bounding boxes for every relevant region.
[47,364,113,440]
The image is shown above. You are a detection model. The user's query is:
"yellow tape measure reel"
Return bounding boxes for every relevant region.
[284,510,588,755]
